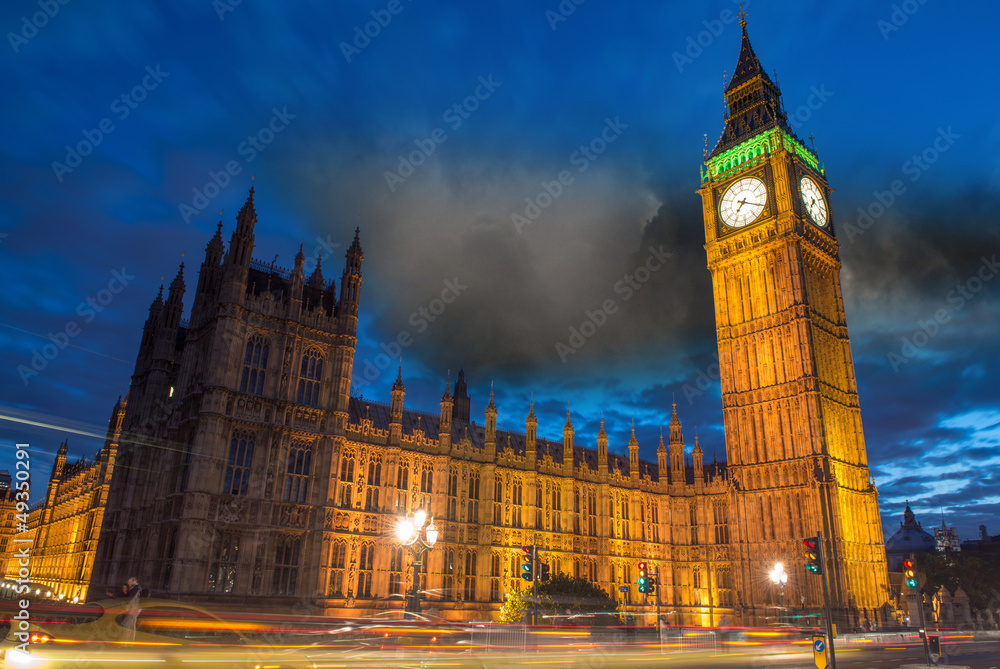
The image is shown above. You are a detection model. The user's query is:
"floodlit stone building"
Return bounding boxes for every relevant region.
[0,403,121,602]
[8,15,893,627]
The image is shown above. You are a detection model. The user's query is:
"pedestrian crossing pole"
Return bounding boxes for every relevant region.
[817,530,837,669]
[532,544,538,626]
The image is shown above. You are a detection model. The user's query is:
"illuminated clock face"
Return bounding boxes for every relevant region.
[720,177,767,228]
[799,176,828,226]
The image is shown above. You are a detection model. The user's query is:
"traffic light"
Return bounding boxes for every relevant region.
[804,536,823,575]
[521,546,534,581]
[539,563,550,582]
[903,558,918,588]
[647,575,656,596]
[637,562,648,593]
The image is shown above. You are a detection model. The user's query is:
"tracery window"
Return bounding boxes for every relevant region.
[493,478,503,525]
[240,334,269,395]
[445,549,456,600]
[447,467,459,520]
[463,550,477,601]
[223,430,254,496]
[207,531,239,593]
[388,546,404,596]
[283,440,312,503]
[467,471,480,523]
[396,462,409,511]
[272,536,301,596]
[511,479,522,528]
[357,543,375,598]
[296,348,323,407]
[338,455,354,508]
[329,540,346,595]
[364,458,381,511]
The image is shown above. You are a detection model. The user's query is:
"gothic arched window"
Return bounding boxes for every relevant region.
[358,543,375,597]
[365,459,382,511]
[240,334,269,395]
[272,536,301,596]
[283,440,312,504]
[224,430,254,496]
[296,348,323,407]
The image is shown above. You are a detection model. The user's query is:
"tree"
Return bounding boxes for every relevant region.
[499,574,620,625]
[537,573,619,625]
[499,584,531,623]
[918,550,1000,612]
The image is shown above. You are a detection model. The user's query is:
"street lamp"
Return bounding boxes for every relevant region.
[769,562,788,624]
[397,509,439,613]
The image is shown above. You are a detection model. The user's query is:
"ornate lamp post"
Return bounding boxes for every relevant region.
[769,562,788,624]
[396,509,439,613]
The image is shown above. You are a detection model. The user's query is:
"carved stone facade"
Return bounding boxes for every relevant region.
[698,16,888,626]
[76,188,739,624]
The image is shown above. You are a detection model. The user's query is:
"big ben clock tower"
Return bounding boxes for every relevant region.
[699,15,889,625]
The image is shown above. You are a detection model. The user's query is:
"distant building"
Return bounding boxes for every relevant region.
[885,503,935,570]
[0,489,17,580]
[934,520,961,553]
[0,471,11,494]
[960,525,1000,556]
[0,400,122,602]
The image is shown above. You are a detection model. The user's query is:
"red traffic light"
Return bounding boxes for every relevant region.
[638,562,647,571]
[903,557,918,587]
[803,536,823,575]
[522,545,534,557]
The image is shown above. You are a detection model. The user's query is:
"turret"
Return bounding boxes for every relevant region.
[389,367,404,445]
[100,395,126,482]
[453,367,471,423]
[562,410,574,474]
[37,440,70,548]
[225,186,256,270]
[308,255,324,290]
[192,219,225,328]
[220,186,257,304]
[669,401,685,483]
[289,243,305,312]
[597,416,608,477]
[485,386,497,461]
[525,399,537,469]
[628,421,639,483]
[439,375,453,450]
[692,430,704,485]
[337,227,363,335]
[164,264,185,329]
[51,440,68,480]
[657,427,667,478]
[135,286,164,374]
[153,264,185,361]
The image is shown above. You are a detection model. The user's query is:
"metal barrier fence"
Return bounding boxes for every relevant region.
[469,623,529,651]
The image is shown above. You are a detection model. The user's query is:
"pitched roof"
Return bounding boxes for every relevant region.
[726,23,775,93]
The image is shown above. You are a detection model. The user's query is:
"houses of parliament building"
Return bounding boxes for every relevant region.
[3,17,890,627]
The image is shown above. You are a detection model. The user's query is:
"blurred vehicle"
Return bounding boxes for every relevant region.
[368,610,442,623]
[0,598,346,668]
[359,609,470,649]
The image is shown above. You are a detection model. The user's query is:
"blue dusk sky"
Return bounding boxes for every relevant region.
[0,1,998,540]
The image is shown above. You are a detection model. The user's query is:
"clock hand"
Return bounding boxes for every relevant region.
[736,198,747,212]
